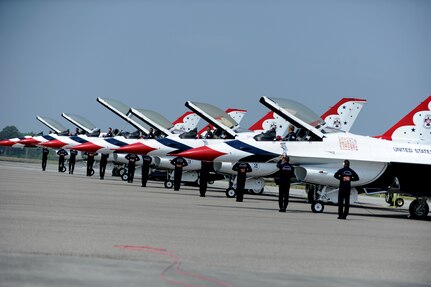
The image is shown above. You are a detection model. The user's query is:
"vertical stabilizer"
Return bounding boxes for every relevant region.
[171,111,201,132]
[376,96,431,144]
[248,111,289,136]
[320,98,367,132]
[225,108,247,126]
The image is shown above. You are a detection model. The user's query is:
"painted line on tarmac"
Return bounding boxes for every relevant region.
[114,245,232,287]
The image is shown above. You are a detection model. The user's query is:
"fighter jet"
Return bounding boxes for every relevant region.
[176,96,431,218]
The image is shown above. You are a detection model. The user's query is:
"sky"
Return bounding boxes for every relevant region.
[0,0,430,137]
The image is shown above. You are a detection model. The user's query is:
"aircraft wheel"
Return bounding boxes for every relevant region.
[311,201,324,213]
[226,188,236,198]
[119,168,127,176]
[253,188,264,195]
[90,168,95,176]
[395,198,404,208]
[409,199,429,219]
[121,173,128,181]
[164,181,174,189]
[60,166,67,173]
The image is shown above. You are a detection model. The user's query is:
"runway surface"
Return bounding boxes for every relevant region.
[0,160,430,287]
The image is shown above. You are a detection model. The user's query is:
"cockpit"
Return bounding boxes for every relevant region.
[255,97,346,142]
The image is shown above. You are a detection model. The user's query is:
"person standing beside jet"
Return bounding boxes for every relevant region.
[141,155,152,187]
[334,160,359,219]
[232,162,252,202]
[125,153,140,183]
[41,147,49,171]
[57,149,68,172]
[68,149,78,174]
[199,161,212,197]
[276,154,295,212]
[99,153,109,179]
[170,156,188,191]
[84,151,97,176]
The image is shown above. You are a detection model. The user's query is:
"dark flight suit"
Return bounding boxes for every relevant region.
[284,131,297,141]
[56,149,68,172]
[141,155,152,187]
[232,162,252,202]
[276,159,295,212]
[125,154,140,183]
[205,131,214,139]
[42,148,49,171]
[99,153,109,179]
[170,157,189,191]
[68,150,78,174]
[199,161,212,197]
[334,165,359,219]
[85,152,97,176]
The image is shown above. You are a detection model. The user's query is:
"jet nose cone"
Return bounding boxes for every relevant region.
[0,139,17,147]
[40,139,66,149]
[73,142,102,152]
[115,142,156,154]
[176,146,226,161]
[18,138,39,146]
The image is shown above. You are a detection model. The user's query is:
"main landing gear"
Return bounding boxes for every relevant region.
[225,176,265,198]
[408,198,429,219]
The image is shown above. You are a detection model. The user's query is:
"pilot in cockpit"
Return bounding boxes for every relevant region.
[283,125,297,141]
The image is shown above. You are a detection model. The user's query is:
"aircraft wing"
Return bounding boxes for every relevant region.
[259,96,325,140]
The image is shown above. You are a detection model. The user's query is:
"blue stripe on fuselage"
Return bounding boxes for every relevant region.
[157,138,192,151]
[42,135,56,141]
[226,140,279,160]
[105,138,128,147]
[70,136,88,144]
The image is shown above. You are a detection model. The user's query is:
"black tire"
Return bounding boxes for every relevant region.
[164,181,174,189]
[409,199,429,219]
[119,168,127,176]
[249,188,264,195]
[311,201,324,213]
[121,173,128,181]
[60,166,67,173]
[226,188,236,198]
[90,168,95,176]
[395,198,404,208]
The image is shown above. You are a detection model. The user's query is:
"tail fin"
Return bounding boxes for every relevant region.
[171,111,201,132]
[320,98,367,132]
[248,111,289,136]
[225,108,247,125]
[376,96,431,144]
[197,108,247,137]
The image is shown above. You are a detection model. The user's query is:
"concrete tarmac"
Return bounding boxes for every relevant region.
[0,160,430,287]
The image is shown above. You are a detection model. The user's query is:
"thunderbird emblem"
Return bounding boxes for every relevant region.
[424,115,431,129]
